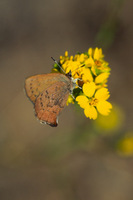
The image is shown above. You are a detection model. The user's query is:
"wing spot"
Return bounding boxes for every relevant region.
[45,94,50,99]
[54,99,59,105]
[40,102,43,107]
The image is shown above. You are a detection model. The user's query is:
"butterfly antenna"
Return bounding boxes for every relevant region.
[51,57,66,74]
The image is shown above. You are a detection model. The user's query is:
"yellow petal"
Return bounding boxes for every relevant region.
[78,53,87,63]
[97,101,112,116]
[65,51,68,57]
[81,68,93,82]
[95,88,110,101]
[85,57,95,67]
[99,48,104,58]
[91,65,97,76]
[76,95,89,108]
[94,48,103,60]
[66,95,74,105]
[51,68,59,73]
[84,105,98,119]
[99,48,104,57]
[83,82,96,97]
[94,47,100,60]
[70,55,73,60]
[95,73,110,84]
[88,48,93,56]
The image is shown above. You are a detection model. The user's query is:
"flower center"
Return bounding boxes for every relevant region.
[89,98,98,106]
[95,60,102,67]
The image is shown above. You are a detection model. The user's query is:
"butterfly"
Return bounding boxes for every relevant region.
[25,59,73,127]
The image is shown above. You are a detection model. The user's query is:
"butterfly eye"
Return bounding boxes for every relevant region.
[66,71,72,79]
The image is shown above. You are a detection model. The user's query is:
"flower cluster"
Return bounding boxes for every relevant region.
[52,48,112,120]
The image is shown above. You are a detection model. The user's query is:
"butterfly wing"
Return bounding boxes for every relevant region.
[35,81,71,127]
[25,73,72,126]
[25,73,70,103]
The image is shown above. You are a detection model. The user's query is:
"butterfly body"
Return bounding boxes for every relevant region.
[25,73,72,127]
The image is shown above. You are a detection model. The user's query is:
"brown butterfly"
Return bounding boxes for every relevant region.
[25,59,73,127]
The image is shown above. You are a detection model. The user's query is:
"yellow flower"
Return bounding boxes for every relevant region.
[76,95,98,119]
[87,48,110,77]
[76,83,112,119]
[94,104,124,133]
[52,48,112,120]
[59,48,110,81]
[117,132,133,156]
[66,95,74,105]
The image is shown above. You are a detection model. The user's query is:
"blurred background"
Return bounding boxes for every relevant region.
[0,0,133,199]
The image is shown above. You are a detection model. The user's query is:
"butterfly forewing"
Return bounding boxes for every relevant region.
[25,73,70,103]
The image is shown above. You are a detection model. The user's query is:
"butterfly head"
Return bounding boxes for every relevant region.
[65,70,72,79]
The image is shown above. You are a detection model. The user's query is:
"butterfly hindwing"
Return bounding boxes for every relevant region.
[34,81,71,127]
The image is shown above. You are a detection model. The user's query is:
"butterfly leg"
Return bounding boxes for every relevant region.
[70,93,75,100]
